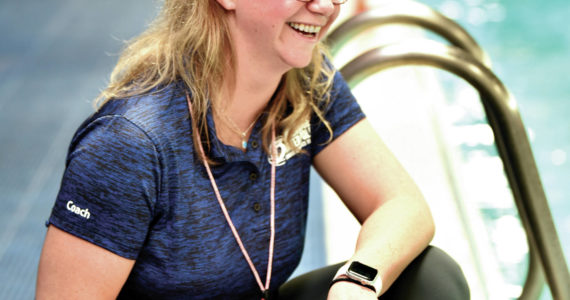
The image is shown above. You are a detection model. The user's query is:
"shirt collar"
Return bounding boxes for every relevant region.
[200,107,268,175]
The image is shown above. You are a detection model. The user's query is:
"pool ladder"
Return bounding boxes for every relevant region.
[326,1,570,299]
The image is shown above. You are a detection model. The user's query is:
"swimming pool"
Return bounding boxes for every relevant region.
[419,0,570,297]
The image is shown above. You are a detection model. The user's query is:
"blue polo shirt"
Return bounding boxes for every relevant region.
[47,70,365,299]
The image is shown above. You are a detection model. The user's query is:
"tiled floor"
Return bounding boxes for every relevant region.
[0,1,160,297]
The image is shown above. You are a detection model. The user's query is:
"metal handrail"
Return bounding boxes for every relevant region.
[339,40,570,299]
[326,0,491,67]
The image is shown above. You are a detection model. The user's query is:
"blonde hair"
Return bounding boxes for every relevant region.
[97,0,335,160]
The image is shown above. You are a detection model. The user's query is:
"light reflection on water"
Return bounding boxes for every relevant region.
[419,0,570,298]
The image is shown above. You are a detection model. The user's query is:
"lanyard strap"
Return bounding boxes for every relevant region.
[186,93,276,299]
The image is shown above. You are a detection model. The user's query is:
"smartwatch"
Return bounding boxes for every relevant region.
[332,261,383,297]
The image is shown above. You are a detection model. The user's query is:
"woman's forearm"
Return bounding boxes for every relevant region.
[349,194,435,295]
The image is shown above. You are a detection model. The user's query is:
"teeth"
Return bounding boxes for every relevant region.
[288,22,322,34]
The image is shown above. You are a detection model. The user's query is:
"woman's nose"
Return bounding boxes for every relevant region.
[304,0,337,17]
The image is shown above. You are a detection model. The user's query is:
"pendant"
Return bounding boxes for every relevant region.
[242,140,248,149]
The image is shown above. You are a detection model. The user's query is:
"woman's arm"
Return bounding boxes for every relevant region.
[36,226,135,299]
[313,118,435,298]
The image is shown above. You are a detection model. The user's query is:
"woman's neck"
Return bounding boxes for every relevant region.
[212,59,285,150]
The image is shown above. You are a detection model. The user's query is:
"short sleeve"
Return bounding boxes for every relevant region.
[48,115,160,259]
[311,70,366,156]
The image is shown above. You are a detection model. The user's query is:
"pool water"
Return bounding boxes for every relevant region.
[419,0,570,297]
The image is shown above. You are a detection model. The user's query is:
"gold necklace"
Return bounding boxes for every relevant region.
[217,109,260,150]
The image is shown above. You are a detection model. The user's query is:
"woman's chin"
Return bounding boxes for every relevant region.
[282,56,313,70]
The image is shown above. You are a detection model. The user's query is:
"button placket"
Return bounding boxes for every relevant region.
[249,172,258,181]
[250,140,259,149]
[246,166,268,215]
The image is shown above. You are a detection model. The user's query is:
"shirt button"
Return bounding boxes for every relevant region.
[249,172,258,181]
[253,202,262,212]
[251,140,259,149]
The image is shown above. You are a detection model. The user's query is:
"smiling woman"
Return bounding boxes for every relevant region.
[35,0,468,299]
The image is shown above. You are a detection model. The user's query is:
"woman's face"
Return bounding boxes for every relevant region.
[221,0,341,72]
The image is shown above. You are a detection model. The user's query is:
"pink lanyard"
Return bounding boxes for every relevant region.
[186,93,276,299]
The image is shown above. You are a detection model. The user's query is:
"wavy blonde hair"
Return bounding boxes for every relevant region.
[97,0,335,160]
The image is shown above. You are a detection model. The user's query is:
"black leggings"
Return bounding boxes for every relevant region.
[277,246,470,299]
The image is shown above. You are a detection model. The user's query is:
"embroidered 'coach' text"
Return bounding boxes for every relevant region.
[66,201,91,219]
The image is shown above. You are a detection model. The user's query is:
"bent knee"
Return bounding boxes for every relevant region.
[383,246,470,300]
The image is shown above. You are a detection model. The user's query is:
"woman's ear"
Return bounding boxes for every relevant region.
[215,0,236,11]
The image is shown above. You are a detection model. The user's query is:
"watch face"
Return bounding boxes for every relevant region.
[348,261,378,281]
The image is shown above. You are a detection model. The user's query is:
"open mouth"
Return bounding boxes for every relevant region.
[287,22,322,38]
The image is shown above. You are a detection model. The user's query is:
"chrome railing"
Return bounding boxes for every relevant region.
[327,2,570,299]
[326,1,491,67]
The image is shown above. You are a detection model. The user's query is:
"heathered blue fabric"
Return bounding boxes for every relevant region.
[48,70,365,299]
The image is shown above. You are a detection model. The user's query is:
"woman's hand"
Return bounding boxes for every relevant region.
[327,281,378,300]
